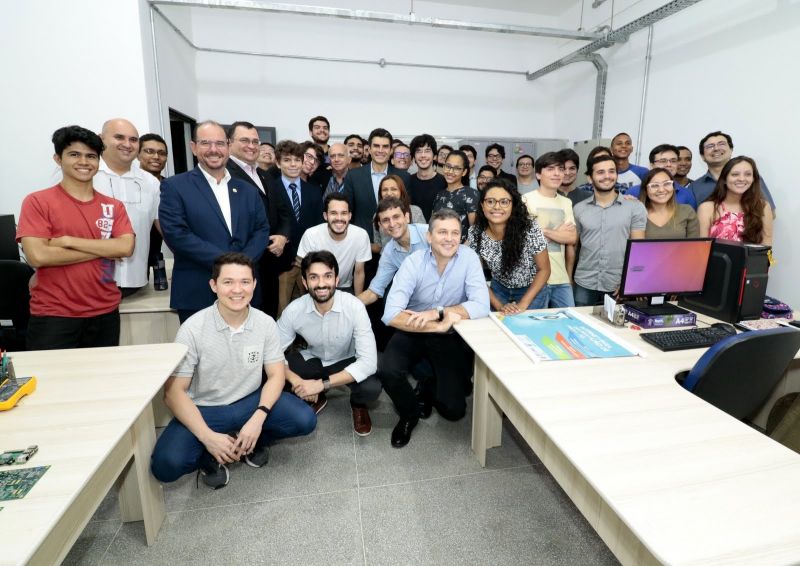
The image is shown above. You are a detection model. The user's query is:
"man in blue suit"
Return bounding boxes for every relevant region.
[159,121,269,322]
[343,128,410,242]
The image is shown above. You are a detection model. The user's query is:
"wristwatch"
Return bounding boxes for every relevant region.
[256,405,271,418]
[322,377,331,392]
[437,306,445,322]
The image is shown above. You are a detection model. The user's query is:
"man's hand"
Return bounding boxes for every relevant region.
[234,413,265,457]
[201,431,238,464]
[268,234,288,256]
[404,309,438,329]
[293,379,324,399]
[438,310,463,332]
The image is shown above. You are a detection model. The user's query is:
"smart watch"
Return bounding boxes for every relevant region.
[437,306,445,322]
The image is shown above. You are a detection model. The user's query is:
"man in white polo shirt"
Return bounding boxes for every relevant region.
[150,252,316,489]
[94,118,161,296]
[296,193,371,294]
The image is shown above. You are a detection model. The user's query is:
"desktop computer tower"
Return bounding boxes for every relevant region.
[678,240,770,323]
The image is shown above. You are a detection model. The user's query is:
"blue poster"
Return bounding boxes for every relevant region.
[492,309,639,362]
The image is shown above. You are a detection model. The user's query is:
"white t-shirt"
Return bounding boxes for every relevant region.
[296,223,372,288]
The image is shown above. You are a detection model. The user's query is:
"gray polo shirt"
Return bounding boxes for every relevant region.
[277,291,377,383]
[573,193,647,293]
[174,302,284,406]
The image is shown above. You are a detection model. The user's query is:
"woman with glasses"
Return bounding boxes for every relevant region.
[432,150,479,241]
[371,175,425,251]
[638,168,700,239]
[697,156,773,245]
[467,179,550,314]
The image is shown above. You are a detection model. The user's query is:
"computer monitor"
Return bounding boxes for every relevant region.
[619,238,714,305]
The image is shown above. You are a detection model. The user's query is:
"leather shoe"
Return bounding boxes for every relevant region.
[308,392,327,415]
[415,390,433,419]
[390,417,419,448]
[352,406,372,436]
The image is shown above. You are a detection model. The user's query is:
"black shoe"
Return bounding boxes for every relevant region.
[417,395,433,419]
[196,452,229,490]
[244,444,270,468]
[391,417,419,448]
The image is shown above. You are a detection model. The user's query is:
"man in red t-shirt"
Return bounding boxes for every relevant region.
[16,125,135,350]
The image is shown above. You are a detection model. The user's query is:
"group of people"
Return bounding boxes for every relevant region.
[15,115,777,489]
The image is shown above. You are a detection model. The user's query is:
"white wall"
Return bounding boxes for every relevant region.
[189,3,564,142]
[0,0,155,218]
[550,0,799,305]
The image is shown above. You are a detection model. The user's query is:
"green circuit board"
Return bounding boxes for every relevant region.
[0,466,50,501]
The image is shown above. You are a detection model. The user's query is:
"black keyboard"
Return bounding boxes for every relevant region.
[641,326,736,352]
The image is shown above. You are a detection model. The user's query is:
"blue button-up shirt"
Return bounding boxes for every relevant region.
[282,175,301,207]
[369,223,430,298]
[690,170,777,211]
[370,165,388,202]
[627,181,698,209]
[382,246,490,325]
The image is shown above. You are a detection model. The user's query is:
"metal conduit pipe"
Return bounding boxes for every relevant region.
[149,0,604,41]
[634,26,655,164]
[151,4,529,77]
[149,7,166,143]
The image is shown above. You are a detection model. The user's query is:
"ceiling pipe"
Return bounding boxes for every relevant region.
[149,0,605,41]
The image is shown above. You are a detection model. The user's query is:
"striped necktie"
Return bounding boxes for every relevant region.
[289,182,300,221]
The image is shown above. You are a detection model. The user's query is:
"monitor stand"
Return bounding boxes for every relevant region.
[626,296,690,317]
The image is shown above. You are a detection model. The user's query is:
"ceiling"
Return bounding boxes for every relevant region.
[426,0,581,17]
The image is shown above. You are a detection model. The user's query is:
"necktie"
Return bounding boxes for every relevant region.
[289,182,300,221]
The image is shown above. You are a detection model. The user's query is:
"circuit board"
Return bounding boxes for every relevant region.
[0,466,50,501]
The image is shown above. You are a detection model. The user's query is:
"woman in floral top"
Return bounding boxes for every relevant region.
[432,150,479,242]
[697,156,773,245]
[467,179,551,314]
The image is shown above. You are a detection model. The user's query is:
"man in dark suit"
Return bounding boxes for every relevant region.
[159,121,269,323]
[343,128,410,242]
[225,121,293,318]
[267,140,324,315]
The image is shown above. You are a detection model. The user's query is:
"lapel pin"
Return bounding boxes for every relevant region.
[232,188,238,193]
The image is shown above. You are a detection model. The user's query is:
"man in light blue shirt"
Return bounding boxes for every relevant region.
[377,208,489,448]
[358,197,430,306]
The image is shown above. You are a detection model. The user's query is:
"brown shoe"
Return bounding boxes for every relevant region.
[352,406,372,436]
[308,393,328,415]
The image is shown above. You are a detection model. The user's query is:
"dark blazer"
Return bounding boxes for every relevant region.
[343,164,410,240]
[497,169,518,187]
[264,175,323,273]
[227,160,292,239]
[159,166,269,311]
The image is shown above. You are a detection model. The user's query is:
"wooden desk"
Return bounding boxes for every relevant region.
[119,259,178,347]
[458,309,800,565]
[0,343,187,566]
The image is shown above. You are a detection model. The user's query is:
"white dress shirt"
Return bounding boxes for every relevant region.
[230,155,265,193]
[198,166,233,235]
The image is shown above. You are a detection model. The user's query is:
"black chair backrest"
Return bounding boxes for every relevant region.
[0,260,34,350]
[0,215,20,261]
[685,327,800,420]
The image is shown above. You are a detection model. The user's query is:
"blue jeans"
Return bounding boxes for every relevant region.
[573,283,607,307]
[490,280,529,309]
[150,389,316,483]
[530,283,575,309]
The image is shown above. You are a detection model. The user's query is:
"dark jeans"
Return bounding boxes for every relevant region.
[377,330,474,421]
[150,389,316,483]
[26,309,120,350]
[573,283,607,307]
[285,351,381,407]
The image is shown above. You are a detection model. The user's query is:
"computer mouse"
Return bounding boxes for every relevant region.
[711,322,737,334]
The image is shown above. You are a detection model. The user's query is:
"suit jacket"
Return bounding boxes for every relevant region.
[159,166,269,310]
[343,164,410,240]
[264,176,323,273]
[227,160,292,239]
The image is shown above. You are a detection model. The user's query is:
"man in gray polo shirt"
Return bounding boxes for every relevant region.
[278,251,380,436]
[573,154,647,306]
[150,252,316,489]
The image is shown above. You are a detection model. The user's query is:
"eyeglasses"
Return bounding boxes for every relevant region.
[235,137,260,146]
[303,153,318,163]
[646,181,674,190]
[483,197,512,208]
[703,141,729,152]
[653,158,678,165]
[197,140,228,149]
[486,153,502,159]
[517,162,533,168]
[394,152,411,159]
[141,148,168,157]
[443,164,464,172]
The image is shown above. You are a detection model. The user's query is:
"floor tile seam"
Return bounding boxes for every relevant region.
[97,520,124,565]
[351,429,368,566]
[165,486,357,515]
[88,517,123,525]
[358,463,535,491]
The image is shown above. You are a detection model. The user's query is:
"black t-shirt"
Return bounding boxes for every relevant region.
[407,173,447,221]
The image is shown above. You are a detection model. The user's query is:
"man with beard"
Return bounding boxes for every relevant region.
[675,146,693,188]
[308,116,332,188]
[296,193,371,294]
[572,154,647,306]
[344,134,364,170]
[277,251,379,434]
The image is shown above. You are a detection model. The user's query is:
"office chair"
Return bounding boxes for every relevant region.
[0,260,35,351]
[681,327,800,420]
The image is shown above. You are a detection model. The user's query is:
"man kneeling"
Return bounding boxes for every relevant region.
[151,252,316,489]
